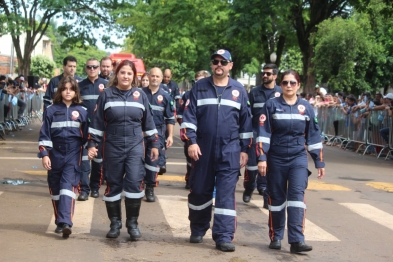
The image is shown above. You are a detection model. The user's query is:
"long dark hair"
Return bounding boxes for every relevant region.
[53,76,82,104]
[108,60,138,87]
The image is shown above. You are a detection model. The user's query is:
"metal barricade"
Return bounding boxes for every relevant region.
[31,91,43,122]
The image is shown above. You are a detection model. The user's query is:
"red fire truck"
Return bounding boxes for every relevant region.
[109,53,146,80]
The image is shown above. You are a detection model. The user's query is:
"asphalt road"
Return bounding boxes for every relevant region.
[0,119,393,262]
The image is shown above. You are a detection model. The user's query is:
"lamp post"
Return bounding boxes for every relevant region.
[270,52,277,63]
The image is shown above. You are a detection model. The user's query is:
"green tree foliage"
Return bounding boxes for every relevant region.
[116,0,231,82]
[0,0,122,76]
[280,47,303,74]
[312,16,384,94]
[66,46,107,77]
[30,55,56,78]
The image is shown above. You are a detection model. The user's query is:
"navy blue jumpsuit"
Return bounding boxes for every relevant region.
[38,103,88,227]
[43,74,83,111]
[87,87,159,202]
[78,77,108,194]
[257,95,325,243]
[142,87,175,187]
[181,77,252,245]
[177,90,192,185]
[244,85,281,195]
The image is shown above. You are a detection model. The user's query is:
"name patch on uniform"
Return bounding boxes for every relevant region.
[133,91,140,100]
[274,92,280,97]
[157,95,163,103]
[99,84,105,92]
[259,114,266,126]
[232,90,239,101]
[298,104,306,115]
[72,111,79,120]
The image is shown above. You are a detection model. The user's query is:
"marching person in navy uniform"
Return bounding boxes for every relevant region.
[142,67,175,202]
[43,56,83,111]
[38,76,88,238]
[78,58,108,201]
[181,49,252,252]
[177,70,210,189]
[87,60,159,241]
[243,64,281,207]
[257,70,325,253]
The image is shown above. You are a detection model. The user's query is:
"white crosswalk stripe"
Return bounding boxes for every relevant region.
[46,198,96,234]
[157,195,213,239]
[340,203,393,231]
[252,199,340,242]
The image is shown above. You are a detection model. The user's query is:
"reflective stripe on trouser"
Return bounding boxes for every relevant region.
[188,140,240,245]
[80,148,91,193]
[103,142,145,202]
[89,143,104,191]
[267,153,308,243]
[144,127,164,186]
[243,142,267,191]
[47,156,81,226]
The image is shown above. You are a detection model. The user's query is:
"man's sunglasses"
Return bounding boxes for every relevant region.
[211,59,230,66]
[262,72,273,76]
[86,65,100,70]
[281,80,298,87]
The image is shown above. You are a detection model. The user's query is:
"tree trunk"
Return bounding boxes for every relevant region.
[302,44,316,94]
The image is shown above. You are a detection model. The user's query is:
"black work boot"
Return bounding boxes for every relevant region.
[242,189,253,203]
[290,242,313,253]
[125,198,142,241]
[145,185,155,202]
[105,200,122,238]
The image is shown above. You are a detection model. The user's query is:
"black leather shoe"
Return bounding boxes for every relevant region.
[158,165,166,175]
[216,242,235,252]
[242,190,253,203]
[269,240,281,250]
[62,224,72,238]
[185,183,190,189]
[189,235,203,243]
[55,224,63,234]
[290,242,312,253]
[145,186,155,202]
[90,190,99,198]
[263,198,269,210]
[77,192,88,201]
[258,188,265,196]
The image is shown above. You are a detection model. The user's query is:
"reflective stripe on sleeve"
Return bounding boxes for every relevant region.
[269,201,287,211]
[175,95,182,99]
[51,121,81,128]
[188,199,213,210]
[164,116,175,120]
[287,201,307,209]
[104,101,145,111]
[93,158,103,163]
[124,190,145,199]
[82,155,89,161]
[239,132,253,139]
[89,127,104,136]
[214,208,237,217]
[220,99,241,110]
[145,164,160,172]
[51,194,60,201]
[180,122,197,131]
[145,129,158,136]
[256,136,270,144]
[308,142,323,151]
[39,140,53,147]
[103,193,122,202]
[246,165,258,171]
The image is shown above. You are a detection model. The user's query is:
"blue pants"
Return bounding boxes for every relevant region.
[144,127,165,186]
[243,142,267,193]
[103,142,145,202]
[267,153,308,243]
[80,144,104,194]
[47,145,81,227]
[188,140,240,245]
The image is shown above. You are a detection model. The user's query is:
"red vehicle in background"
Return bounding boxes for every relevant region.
[109,53,146,80]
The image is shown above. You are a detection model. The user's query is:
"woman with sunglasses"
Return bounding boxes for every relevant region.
[257,70,325,253]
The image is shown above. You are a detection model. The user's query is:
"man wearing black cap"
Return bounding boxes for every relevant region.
[181,49,252,252]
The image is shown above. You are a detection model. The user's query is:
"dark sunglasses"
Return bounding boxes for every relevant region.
[281,80,298,87]
[86,65,99,70]
[211,59,230,66]
[262,72,273,76]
